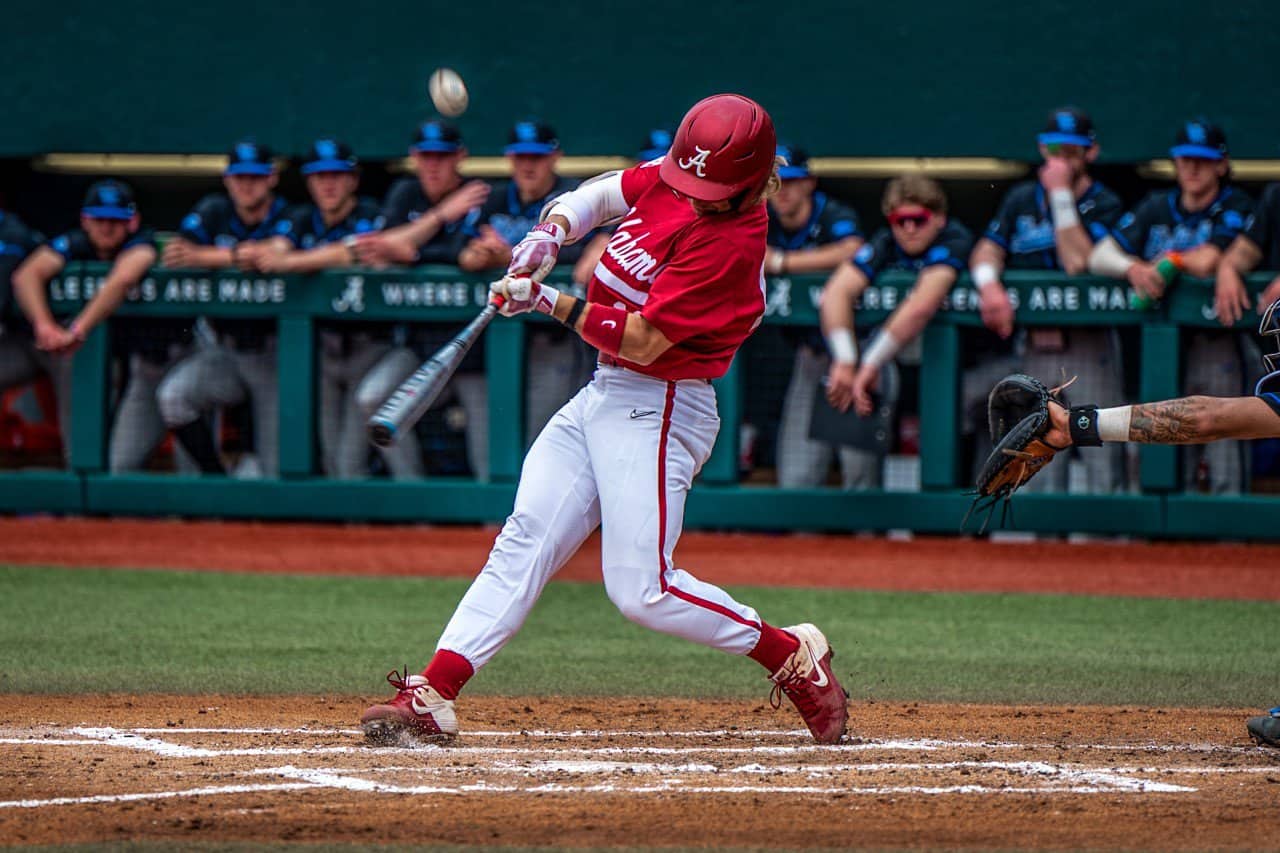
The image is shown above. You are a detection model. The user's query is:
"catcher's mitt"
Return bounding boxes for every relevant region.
[964,374,1070,531]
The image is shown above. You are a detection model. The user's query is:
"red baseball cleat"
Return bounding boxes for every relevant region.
[769,623,849,744]
[360,669,458,745]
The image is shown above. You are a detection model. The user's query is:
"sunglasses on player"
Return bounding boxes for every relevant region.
[887,209,934,228]
[1042,142,1087,157]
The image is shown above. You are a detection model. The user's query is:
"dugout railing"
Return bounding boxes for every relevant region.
[2,265,1276,540]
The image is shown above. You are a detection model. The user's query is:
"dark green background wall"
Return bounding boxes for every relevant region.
[6,1,1279,160]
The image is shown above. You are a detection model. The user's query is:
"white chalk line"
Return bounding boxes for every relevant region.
[361,758,1268,780]
[0,783,320,810]
[121,727,806,738]
[8,724,1276,808]
[255,764,1188,796]
[334,759,1195,793]
[73,726,1261,753]
[2,726,1260,757]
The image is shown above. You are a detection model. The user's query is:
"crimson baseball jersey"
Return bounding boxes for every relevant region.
[586,160,767,380]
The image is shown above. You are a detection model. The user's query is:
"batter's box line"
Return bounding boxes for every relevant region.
[251,764,1194,795]
[109,726,1272,753]
[122,726,813,738]
[0,783,322,810]
[1,728,1265,761]
[358,758,1269,780]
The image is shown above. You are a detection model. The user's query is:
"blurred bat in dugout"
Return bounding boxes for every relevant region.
[367,288,507,449]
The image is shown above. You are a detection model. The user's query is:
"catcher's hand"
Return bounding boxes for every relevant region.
[966,374,1071,530]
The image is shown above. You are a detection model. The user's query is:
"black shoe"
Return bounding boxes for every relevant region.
[1246,707,1280,747]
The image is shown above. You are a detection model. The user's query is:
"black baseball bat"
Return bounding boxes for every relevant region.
[367,297,504,448]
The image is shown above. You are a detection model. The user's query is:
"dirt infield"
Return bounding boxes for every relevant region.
[4,518,1279,848]
[2,695,1278,849]
[3,516,1280,600]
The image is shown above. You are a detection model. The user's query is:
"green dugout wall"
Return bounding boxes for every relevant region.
[6,1,1280,160]
[1,265,1276,540]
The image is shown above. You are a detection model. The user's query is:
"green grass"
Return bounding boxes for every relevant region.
[0,565,1275,706]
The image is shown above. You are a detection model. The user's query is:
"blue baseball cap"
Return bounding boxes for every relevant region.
[776,143,812,180]
[225,139,276,176]
[504,120,559,156]
[1171,118,1228,161]
[1037,107,1096,148]
[302,138,358,174]
[638,128,673,161]
[81,179,136,220]
[412,120,462,153]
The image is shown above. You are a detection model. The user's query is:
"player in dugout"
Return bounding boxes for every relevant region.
[11,180,187,472]
[463,119,610,449]
[1086,119,1255,493]
[767,143,875,490]
[821,174,970,418]
[1215,175,1280,326]
[158,139,292,477]
[251,138,423,480]
[969,107,1127,494]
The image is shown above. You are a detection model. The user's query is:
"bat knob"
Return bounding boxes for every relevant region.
[368,420,396,448]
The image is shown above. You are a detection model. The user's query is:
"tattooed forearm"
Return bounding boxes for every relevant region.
[1128,397,1210,444]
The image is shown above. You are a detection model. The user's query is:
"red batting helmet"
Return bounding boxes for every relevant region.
[659,94,776,202]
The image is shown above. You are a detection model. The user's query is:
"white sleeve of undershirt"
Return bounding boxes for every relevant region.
[541,171,629,244]
[1087,236,1137,279]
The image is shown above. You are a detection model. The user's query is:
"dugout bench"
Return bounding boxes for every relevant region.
[1,265,1276,541]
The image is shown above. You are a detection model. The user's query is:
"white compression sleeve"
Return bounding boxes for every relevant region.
[971,262,999,289]
[1097,406,1133,442]
[1087,236,1136,278]
[1049,188,1080,230]
[826,328,858,364]
[862,330,901,369]
[543,171,628,243]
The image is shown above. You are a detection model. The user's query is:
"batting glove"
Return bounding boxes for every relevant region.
[507,221,565,282]
[491,276,560,317]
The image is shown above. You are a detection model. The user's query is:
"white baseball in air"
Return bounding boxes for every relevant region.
[429,68,468,117]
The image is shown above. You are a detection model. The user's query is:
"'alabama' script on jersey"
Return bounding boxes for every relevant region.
[587,159,768,381]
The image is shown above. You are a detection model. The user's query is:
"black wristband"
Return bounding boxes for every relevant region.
[562,296,586,330]
[1068,405,1103,447]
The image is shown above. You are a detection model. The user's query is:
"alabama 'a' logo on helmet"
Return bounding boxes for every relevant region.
[678,146,711,178]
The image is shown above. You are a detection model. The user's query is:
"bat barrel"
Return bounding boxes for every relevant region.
[368,420,397,449]
[365,301,501,448]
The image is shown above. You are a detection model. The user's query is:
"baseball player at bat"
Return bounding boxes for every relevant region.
[362,94,850,746]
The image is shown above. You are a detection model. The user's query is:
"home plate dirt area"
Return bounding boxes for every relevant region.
[2,696,1278,849]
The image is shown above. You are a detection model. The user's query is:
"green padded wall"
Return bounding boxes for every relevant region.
[6,0,1279,160]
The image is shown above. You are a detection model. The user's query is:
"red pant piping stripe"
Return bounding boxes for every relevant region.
[656,381,677,594]
[655,381,761,631]
[667,583,762,630]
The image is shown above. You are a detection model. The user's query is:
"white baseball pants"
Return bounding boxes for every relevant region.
[437,365,765,669]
